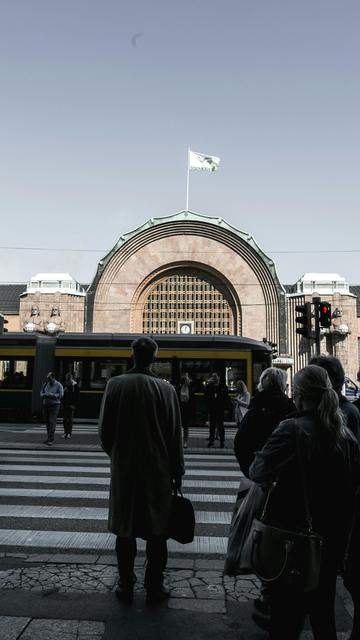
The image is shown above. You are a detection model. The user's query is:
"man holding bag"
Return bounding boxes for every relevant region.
[99,336,184,605]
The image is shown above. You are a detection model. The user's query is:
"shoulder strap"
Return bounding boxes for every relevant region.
[295,422,313,533]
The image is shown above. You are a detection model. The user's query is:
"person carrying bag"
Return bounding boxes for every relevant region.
[247,428,323,593]
[249,364,360,640]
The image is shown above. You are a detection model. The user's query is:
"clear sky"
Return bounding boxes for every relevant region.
[1,0,359,286]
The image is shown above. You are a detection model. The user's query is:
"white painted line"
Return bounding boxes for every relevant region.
[0,475,239,488]
[0,488,236,503]
[0,464,239,477]
[0,506,231,524]
[0,529,228,554]
[0,488,109,498]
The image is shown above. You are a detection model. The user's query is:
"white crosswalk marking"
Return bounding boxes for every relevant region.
[0,448,240,557]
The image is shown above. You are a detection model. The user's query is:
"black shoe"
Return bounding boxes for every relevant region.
[47,440,54,446]
[42,439,49,444]
[252,612,271,632]
[115,585,134,605]
[207,442,214,448]
[220,442,225,448]
[146,585,170,605]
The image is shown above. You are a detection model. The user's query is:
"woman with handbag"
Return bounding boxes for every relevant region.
[249,364,360,640]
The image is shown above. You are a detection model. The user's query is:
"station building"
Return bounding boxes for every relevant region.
[1,210,359,382]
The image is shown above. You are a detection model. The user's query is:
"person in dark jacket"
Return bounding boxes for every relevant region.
[40,372,64,446]
[61,372,80,439]
[310,355,360,443]
[250,364,360,640]
[204,372,229,448]
[234,367,296,477]
[98,336,184,605]
[176,373,194,449]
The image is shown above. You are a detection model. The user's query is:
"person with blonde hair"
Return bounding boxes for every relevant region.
[250,364,360,639]
[234,380,250,425]
[234,367,295,477]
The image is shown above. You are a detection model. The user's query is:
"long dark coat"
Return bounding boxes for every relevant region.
[250,412,360,563]
[98,367,185,539]
[234,389,295,477]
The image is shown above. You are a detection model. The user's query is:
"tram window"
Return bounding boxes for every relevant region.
[0,359,28,387]
[225,361,247,392]
[89,360,128,388]
[179,360,212,392]
[253,362,265,389]
[151,360,172,383]
[57,361,84,386]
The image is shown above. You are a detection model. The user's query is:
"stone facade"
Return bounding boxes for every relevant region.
[19,292,85,334]
[87,211,285,350]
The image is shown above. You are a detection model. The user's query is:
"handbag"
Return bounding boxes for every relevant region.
[246,426,323,593]
[166,489,195,544]
[224,480,265,576]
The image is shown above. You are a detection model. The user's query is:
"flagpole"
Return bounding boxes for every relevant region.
[186,147,190,211]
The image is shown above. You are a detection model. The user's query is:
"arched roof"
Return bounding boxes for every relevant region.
[92,210,284,293]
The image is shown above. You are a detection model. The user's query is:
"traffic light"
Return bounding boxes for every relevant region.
[318,302,332,328]
[295,302,312,338]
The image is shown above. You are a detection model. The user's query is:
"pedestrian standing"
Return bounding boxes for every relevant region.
[310,355,360,443]
[234,368,295,477]
[250,364,360,639]
[40,372,63,446]
[205,372,229,448]
[99,336,184,605]
[177,373,193,448]
[233,380,250,426]
[61,372,80,439]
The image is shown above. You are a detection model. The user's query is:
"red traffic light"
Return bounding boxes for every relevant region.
[318,302,332,328]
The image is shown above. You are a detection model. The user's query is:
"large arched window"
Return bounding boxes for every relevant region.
[142,270,235,334]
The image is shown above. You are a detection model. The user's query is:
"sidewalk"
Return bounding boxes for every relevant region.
[0,551,354,640]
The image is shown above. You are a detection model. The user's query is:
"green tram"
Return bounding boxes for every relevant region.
[0,333,272,422]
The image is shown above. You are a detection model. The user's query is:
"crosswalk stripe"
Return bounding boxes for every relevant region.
[0,529,228,554]
[0,505,232,524]
[0,488,237,503]
[0,475,240,488]
[0,456,238,469]
[0,464,240,477]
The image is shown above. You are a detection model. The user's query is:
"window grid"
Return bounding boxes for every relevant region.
[143,274,231,334]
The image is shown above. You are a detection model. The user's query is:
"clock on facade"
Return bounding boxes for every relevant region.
[177,320,194,334]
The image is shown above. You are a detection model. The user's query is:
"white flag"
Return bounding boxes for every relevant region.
[189,149,220,172]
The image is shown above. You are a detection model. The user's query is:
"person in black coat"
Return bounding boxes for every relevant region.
[250,364,360,640]
[61,372,80,439]
[310,355,360,443]
[234,367,296,477]
[204,372,229,448]
[176,373,195,449]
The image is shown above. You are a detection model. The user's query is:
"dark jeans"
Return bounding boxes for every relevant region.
[208,411,225,444]
[115,536,168,591]
[269,559,338,640]
[43,405,60,441]
[62,405,75,435]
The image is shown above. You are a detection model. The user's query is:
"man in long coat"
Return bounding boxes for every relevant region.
[99,336,184,605]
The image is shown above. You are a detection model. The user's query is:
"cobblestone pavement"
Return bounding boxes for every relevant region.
[0,554,261,606]
[0,553,354,639]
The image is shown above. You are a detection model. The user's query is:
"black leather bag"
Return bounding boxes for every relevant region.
[246,427,323,593]
[167,490,195,544]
